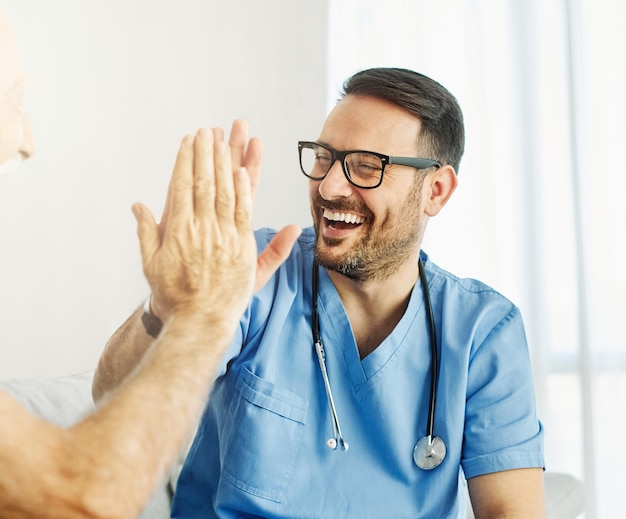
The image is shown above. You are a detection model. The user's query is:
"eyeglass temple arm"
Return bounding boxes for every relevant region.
[388,157,441,169]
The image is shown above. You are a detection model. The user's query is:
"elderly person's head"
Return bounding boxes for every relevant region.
[0,12,35,176]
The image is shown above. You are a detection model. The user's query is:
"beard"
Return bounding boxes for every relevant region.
[312,175,425,282]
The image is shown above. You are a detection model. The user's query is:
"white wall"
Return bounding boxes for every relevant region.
[0,0,328,379]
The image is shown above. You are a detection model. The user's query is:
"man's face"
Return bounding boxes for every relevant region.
[309,94,430,282]
[0,13,35,175]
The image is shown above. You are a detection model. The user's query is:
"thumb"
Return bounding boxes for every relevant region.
[255,225,301,292]
[132,202,160,273]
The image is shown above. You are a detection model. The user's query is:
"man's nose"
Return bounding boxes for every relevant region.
[318,160,352,199]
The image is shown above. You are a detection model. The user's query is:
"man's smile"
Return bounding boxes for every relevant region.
[322,208,365,230]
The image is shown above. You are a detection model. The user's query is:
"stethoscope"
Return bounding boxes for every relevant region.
[311,258,446,470]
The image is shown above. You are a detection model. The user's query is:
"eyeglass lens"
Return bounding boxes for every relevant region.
[299,144,383,188]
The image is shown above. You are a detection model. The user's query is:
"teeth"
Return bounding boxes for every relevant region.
[323,208,364,224]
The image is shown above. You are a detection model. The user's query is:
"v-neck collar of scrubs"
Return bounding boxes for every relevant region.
[314,265,428,389]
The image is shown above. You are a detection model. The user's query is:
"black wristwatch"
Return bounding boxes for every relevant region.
[141,296,163,338]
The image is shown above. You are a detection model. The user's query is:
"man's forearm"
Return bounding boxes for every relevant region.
[92,305,154,402]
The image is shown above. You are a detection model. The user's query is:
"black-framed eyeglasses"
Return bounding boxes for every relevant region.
[298,141,441,189]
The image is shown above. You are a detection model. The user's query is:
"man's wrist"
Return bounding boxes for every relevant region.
[141,296,163,338]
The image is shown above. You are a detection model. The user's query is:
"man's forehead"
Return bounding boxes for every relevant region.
[319,94,422,151]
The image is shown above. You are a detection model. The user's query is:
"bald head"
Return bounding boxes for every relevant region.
[0,12,35,175]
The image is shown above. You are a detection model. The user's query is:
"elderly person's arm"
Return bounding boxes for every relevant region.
[0,127,299,519]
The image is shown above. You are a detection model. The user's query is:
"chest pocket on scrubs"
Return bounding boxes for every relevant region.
[221,365,308,503]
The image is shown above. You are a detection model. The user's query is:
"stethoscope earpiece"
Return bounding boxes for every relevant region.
[326,437,349,451]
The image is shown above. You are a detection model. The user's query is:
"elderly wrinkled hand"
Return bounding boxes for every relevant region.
[133,124,301,328]
[132,128,257,328]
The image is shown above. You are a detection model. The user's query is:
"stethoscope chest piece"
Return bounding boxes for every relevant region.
[413,435,446,470]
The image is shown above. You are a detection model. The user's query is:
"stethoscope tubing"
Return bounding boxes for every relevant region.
[311,258,445,468]
[312,262,349,450]
[418,257,439,442]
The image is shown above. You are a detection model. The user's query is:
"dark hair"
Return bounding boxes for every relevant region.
[341,67,465,173]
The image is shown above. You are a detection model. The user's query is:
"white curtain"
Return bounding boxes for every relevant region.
[328,1,626,517]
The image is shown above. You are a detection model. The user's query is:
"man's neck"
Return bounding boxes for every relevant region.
[326,255,421,359]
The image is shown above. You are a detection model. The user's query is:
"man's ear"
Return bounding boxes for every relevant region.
[423,165,458,217]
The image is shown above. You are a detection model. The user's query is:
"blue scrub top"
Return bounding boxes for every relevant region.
[172,227,544,518]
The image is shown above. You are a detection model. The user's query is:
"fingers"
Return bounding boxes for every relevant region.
[233,167,253,234]
[244,137,263,203]
[158,122,257,234]
[164,134,194,234]
[212,127,225,143]
[192,129,216,218]
[255,225,302,292]
[158,135,194,233]
[194,124,256,222]
[131,202,159,275]
[229,119,263,202]
[228,119,249,171]
[212,140,236,224]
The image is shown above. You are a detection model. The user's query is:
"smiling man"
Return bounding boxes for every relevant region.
[94,68,545,518]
